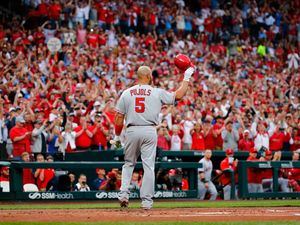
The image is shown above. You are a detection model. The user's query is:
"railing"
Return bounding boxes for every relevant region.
[238,161,300,199]
[0,161,202,201]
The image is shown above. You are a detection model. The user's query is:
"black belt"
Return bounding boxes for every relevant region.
[127,124,156,128]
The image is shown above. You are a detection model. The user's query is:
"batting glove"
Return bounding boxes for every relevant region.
[183,67,195,81]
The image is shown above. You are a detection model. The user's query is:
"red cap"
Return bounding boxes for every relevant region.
[250,147,258,153]
[265,150,272,156]
[226,148,234,155]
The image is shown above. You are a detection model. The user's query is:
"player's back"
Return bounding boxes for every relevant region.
[116,84,174,127]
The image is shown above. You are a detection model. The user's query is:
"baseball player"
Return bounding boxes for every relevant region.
[247,147,263,193]
[198,150,218,200]
[114,65,195,209]
[220,148,238,200]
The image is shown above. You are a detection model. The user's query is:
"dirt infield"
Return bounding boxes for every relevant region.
[1,207,299,222]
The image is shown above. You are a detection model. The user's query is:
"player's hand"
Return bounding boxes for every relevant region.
[110,136,122,149]
[204,182,209,189]
[183,67,195,81]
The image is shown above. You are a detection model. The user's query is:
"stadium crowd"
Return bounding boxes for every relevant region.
[0,0,299,197]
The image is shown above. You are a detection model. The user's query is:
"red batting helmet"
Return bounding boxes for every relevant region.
[174,54,192,71]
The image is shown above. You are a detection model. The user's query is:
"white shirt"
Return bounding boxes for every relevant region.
[183,120,194,144]
[170,134,181,151]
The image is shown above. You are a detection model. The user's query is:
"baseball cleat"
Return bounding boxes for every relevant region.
[119,199,129,208]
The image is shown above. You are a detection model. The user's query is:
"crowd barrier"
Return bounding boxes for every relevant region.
[238,161,300,199]
[0,161,202,201]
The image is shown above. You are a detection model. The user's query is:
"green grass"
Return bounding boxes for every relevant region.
[0,222,299,225]
[0,200,299,210]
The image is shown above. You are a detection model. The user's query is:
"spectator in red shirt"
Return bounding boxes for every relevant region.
[74,117,93,150]
[269,127,285,151]
[238,130,254,151]
[9,116,31,158]
[87,29,99,48]
[220,148,238,200]
[190,123,205,151]
[48,0,62,21]
[34,154,55,191]
[203,120,216,150]
[247,147,263,193]
[21,152,35,185]
[90,113,108,150]
[157,126,170,150]
[291,128,300,151]
[213,117,223,150]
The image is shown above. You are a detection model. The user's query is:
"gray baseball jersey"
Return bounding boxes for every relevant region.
[115,84,175,126]
[198,158,213,181]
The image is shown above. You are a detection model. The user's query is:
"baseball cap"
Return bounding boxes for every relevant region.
[225,148,234,155]
[9,107,16,113]
[244,130,250,134]
[15,116,25,123]
[16,106,21,111]
[69,112,75,116]
[249,147,258,153]
[94,101,101,107]
[34,108,40,113]
[17,93,23,98]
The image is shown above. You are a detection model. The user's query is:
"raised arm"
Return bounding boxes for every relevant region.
[175,67,195,100]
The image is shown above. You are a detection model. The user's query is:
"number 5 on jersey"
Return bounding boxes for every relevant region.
[135,97,145,113]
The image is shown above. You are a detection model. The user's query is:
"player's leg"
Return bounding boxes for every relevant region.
[223,185,231,200]
[278,178,290,192]
[198,180,207,200]
[248,183,255,193]
[140,127,157,209]
[208,181,218,200]
[118,128,140,205]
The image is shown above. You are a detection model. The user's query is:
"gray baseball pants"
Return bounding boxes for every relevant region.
[198,180,218,200]
[118,126,157,209]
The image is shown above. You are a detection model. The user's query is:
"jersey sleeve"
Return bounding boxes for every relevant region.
[198,159,204,172]
[158,89,175,105]
[115,93,126,115]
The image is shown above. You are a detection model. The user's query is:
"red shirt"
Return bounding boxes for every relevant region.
[48,3,61,20]
[191,132,205,150]
[220,157,237,186]
[247,156,262,184]
[157,135,169,150]
[238,138,254,151]
[74,126,92,148]
[291,136,300,151]
[23,168,35,185]
[0,175,9,182]
[269,132,285,151]
[204,130,215,150]
[9,126,31,157]
[87,33,98,48]
[89,125,107,148]
[213,124,223,149]
[36,168,55,190]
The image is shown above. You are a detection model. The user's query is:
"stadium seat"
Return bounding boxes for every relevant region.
[0,181,10,192]
[23,183,39,192]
